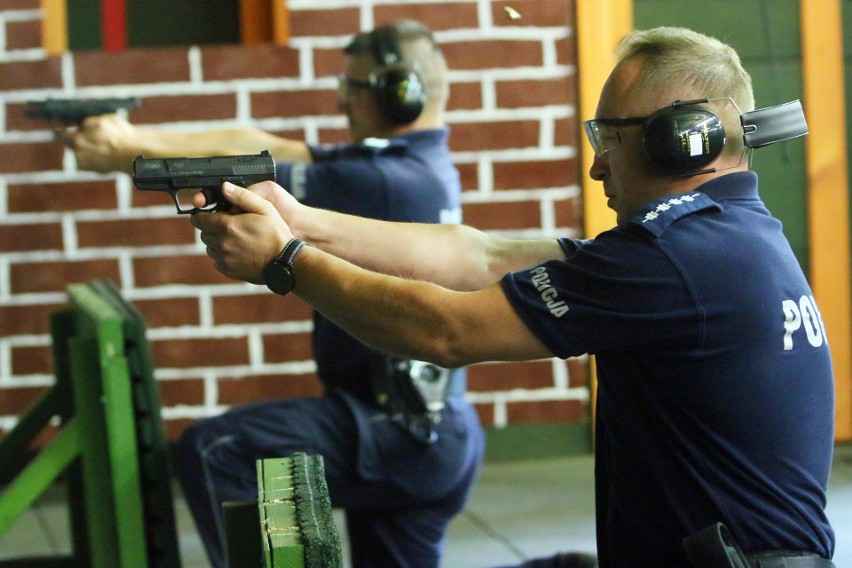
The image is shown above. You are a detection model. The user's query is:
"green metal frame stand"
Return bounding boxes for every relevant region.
[0,281,180,568]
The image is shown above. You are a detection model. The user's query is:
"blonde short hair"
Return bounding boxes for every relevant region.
[616,27,755,155]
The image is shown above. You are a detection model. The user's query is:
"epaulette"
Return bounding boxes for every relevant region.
[629,192,721,237]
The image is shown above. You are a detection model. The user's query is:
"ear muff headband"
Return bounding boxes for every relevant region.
[641,103,727,174]
[369,27,426,124]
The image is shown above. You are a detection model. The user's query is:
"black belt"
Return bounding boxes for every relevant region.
[747,551,835,568]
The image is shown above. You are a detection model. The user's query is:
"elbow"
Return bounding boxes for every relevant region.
[424,345,469,370]
[412,319,477,370]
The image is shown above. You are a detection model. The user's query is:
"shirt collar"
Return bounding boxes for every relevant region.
[693,171,759,202]
[627,171,759,237]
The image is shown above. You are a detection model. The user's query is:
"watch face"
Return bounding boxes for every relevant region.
[263,261,294,295]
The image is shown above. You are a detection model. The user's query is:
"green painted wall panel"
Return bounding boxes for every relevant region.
[67,0,241,50]
[748,60,809,270]
[634,0,801,59]
[844,1,852,56]
[67,0,103,51]
[126,0,240,48]
[485,422,593,462]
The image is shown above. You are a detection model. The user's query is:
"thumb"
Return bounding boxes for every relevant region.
[221,182,270,215]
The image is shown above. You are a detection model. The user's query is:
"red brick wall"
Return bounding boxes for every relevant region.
[0,0,589,442]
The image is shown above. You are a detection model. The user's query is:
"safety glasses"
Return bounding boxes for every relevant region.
[582,116,647,157]
[336,74,373,101]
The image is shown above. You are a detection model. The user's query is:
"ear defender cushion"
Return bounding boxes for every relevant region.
[642,106,726,173]
[370,27,426,124]
[372,65,426,124]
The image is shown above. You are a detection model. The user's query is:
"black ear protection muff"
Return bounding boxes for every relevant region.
[640,98,808,176]
[641,102,727,175]
[369,27,426,124]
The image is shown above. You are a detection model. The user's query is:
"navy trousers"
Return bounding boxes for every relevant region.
[177,390,484,568]
[496,552,599,568]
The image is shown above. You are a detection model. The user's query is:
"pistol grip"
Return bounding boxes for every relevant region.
[199,188,232,213]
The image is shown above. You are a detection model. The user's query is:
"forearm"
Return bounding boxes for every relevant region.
[65,115,312,174]
[292,205,565,291]
[292,246,552,366]
[132,127,312,164]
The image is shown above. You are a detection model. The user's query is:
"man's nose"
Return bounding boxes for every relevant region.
[589,154,608,181]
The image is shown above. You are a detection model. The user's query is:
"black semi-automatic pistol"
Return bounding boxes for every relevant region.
[132,151,277,214]
[26,97,141,124]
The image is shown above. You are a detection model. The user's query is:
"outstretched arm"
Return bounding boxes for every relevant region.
[191,182,555,367]
[241,181,566,291]
[294,246,553,367]
[56,114,312,174]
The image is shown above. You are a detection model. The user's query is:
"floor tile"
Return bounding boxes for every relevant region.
[2,446,851,567]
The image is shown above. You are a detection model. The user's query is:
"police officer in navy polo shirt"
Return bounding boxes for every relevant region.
[60,20,485,568]
[192,26,837,568]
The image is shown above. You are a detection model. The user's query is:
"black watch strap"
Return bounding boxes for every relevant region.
[276,237,307,268]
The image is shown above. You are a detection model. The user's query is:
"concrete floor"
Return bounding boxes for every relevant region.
[2,444,851,567]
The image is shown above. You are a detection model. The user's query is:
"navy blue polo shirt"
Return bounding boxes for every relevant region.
[277,128,462,401]
[502,171,835,566]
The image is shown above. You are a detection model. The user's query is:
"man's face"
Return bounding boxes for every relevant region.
[588,58,678,226]
[338,52,386,142]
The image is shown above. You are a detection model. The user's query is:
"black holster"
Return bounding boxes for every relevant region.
[370,356,460,445]
[683,523,836,568]
[683,523,751,568]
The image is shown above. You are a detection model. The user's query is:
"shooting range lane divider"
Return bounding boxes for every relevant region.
[0,280,181,568]
[224,453,343,568]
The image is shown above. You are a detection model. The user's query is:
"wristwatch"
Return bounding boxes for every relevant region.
[262,238,307,296]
